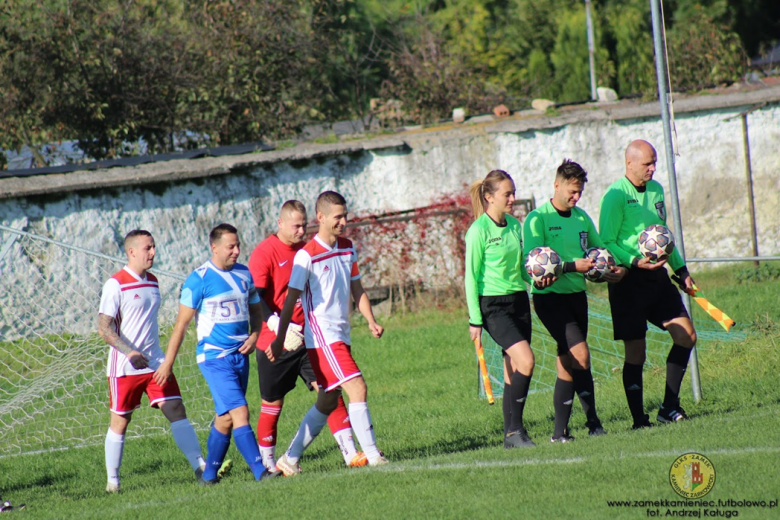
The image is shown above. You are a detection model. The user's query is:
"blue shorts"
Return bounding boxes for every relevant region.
[199,352,249,416]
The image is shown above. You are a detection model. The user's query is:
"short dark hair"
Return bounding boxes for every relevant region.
[315,191,347,214]
[280,200,307,219]
[556,159,588,184]
[124,229,152,244]
[123,229,152,251]
[209,223,238,245]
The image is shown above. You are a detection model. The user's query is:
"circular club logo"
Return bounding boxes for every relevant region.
[669,453,716,499]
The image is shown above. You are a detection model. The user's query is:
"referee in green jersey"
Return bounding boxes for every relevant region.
[599,140,697,429]
[465,170,536,448]
[524,159,626,442]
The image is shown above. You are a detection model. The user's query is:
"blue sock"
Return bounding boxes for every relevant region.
[233,425,266,480]
[203,426,231,481]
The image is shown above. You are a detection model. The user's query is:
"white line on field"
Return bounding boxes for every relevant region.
[300,444,780,480]
[105,444,780,515]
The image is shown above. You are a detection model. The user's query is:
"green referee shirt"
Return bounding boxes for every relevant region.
[464,212,530,326]
[598,176,685,272]
[523,201,610,295]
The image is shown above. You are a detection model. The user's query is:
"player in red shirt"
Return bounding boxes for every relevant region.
[268,191,388,476]
[249,200,366,472]
[97,230,205,493]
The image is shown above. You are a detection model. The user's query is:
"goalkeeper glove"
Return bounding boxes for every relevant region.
[266,313,305,351]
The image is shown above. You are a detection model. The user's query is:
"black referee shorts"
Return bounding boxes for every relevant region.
[608,267,689,341]
[533,291,588,356]
[255,347,317,402]
[479,291,532,351]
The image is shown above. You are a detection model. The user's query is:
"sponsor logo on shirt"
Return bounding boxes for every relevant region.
[133,294,141,300]
[627,198,639,204]
[548,226,562,231]
[487,237,502,244]
[323,265,331,272]
[279,260,288,267]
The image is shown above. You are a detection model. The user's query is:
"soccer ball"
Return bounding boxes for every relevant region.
[525,246,563,284]
[584,247,616,283]
[638,224,675,262]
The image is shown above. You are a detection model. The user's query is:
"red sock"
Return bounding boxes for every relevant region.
[257,404,282,447]
[327,396,351,435]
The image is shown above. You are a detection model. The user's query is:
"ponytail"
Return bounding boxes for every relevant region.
[469,180,486,219]
[468,170,514,220]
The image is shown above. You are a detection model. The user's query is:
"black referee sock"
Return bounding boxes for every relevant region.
[622,362,645,423]
[553,378,575,438]
[572,368,599,425]
[664,344,692,408]
[502,383,512,437]
[509,372,532,432]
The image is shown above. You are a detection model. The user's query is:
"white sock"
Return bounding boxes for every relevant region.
[170,418,205,471]
[348,402,381,461]
[332,428,358,464]
[285,405,328,464]
[105,428,125,485]
[259,445,276,471]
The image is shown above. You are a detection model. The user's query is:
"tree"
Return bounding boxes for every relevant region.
[667,6,746,90]
[550,4,614,103]
[311,0,389,123]
[380,15,506,124]
[606,0,656,96]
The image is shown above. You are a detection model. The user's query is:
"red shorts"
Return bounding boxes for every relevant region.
[307,342,361,392]
[108,372,182,415]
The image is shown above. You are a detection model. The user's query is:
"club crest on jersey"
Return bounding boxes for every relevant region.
[579,231,588,252]
[655,201,666,221]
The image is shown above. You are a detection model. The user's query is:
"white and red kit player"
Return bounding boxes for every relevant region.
[268,191,388,476]
[249,200,366,471]
[97,230,204,493]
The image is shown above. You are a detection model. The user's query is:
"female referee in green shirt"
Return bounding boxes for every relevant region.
[465,170,536,448]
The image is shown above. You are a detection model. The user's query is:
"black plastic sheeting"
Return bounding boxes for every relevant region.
[0,141,274,179]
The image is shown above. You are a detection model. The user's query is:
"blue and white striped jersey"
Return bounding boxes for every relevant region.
[180,261,260,363]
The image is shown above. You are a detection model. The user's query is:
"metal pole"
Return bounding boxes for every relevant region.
[585,0,598,101]
[649,0,702,403]
[741,114,760,267]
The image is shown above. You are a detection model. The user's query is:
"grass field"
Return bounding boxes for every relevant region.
[1,264,779,519]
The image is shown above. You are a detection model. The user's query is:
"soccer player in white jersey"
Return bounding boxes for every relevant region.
[98,230,205,493]
[249,200,366,472]
[269,191,388,475]
[161,223,276,484]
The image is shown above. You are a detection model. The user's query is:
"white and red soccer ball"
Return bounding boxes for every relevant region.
[638,224,675,262]
[584,247,616,283]
[525,246,563,284]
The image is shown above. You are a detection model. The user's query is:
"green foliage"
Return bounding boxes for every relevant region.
[310,0,389,122]
[550,5,614,103]
[606,0,656,96]
[379,15,507,125]
[734,263,780,284]
[184,0,328,144]
[667,6,746,90]
[526,48,556,100]
[0,0,770,163]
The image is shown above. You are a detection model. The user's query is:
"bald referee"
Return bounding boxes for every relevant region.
[599,139,697,429]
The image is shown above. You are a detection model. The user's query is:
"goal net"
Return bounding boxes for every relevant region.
[0,226,214,457]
